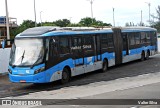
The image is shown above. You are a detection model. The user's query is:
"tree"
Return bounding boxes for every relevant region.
[10,17,112,38]
[151,5,160,32]
[102,23,112,27]
[10,20,35,37]
[79,17,96,26]
[125,22,130,27]
[79,17,111,27]
[40,22,56,26]
[55,19,70,27]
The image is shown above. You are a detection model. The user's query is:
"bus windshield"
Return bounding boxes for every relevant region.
[9,38,44,67]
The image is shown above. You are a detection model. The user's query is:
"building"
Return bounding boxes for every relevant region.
[0,16,18,47]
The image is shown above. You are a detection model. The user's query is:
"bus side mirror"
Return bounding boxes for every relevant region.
[1,39,6,49]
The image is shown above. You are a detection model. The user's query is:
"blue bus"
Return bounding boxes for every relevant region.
[2,26,157,83]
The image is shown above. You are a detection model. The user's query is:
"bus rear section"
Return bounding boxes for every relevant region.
[121,27,157,63]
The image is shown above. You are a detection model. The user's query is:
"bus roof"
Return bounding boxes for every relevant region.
[17,26,113,38]
[16,26,157,38]
[121,26,157,32]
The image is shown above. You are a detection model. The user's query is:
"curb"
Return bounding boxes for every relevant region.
[0,72,8,76]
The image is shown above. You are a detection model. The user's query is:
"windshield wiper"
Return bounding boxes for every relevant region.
[21,50,25,63]
[12,50,25,68]
[30,55,43,69]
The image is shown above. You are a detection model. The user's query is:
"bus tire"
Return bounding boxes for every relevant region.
[61,68,70,84]
[141,52,145,61]
[145,51,150,60]
[102,60,108,72]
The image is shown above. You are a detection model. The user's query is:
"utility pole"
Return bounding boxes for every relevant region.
[5,0,10,45]
[40,11,43,26]
[113,8,115,27]
[141,10,143,26]
[87,0,94,19]
[145,2,151,25]
[34,0,37,27]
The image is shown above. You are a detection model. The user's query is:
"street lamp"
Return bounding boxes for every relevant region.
[40,11,43,26]
[141,10,143,26]
[145,2,151,24]
[113,8,115,27]
[69,17,72,22]
[5,0,10,45]
[87,0,94,19]
[34,0,37,27]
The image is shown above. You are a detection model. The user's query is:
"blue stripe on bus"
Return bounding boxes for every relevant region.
[45,58,74,82]
[42,30,113,37]
[9,64,45,75]
[101,52,115,60]
[9,72,46,83]
[9,64,45,83]
[122,45,156,56]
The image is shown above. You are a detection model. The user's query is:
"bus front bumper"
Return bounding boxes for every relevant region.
[9,72,46,83]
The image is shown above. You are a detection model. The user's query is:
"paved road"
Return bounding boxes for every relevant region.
[0,54,160,98]
[34,82,160,108]
[32,73,160,108]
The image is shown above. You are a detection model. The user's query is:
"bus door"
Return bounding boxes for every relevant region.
[46,38,60,69]
[94,35,101,61]
[112,28,123,65]
[83,35,95,73]
[122,33,129,56]
[93,35,102,70]
[72,36,85,75]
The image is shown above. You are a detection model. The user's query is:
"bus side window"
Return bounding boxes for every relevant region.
[108,34,114,48]
[150,31,157,45]
[48,38,58,58]
[141,32,146,43]
[129,32,135,45]
[101,34,108,50]
[83,35,94,56]
[122,33,127,50]
[72,36,83,60]
[135,32,140,44]
[59,37,70,54]
[46,39,49,61]
[146,32,151,43]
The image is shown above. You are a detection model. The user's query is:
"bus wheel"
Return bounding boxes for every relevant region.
[145,51,150,60]
[61,68,70,84]
[141,52,145,61]
[102,60,108,72]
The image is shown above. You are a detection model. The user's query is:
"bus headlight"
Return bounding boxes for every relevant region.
[34,67,45,74]
[8,69,12,74]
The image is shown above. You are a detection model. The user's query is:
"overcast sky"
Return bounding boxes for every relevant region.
[0,0,159,26]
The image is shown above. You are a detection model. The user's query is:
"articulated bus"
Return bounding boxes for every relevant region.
[2,26,157,83]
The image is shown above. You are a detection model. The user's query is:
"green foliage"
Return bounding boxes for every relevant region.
[151,5,160,32]
[11,17,112,38]
[54,19,71,27]
[41,22,56,26]
[68,23,81,27]
[79,17,96,26]
[151,22,160,33]
[10,20,35,37]
[79,17,111,27]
